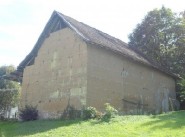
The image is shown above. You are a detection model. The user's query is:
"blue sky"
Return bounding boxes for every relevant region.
[0,0,184,67]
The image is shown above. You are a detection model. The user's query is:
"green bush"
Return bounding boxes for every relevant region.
[178,78,185,102]
[103,103,118,120]
[19,105,38,121]
[83,106,98,120]
[95,111,103,120]
[83,104,118,120]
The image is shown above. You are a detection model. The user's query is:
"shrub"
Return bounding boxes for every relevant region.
[95,111,103,120]
[103,103,118,120]
[61,105,81,120]
[83,104,118,120]
[19,105,38,121]
[83,106,98,120]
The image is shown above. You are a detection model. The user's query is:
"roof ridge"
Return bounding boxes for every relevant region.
[64,14,128,47]
[56,12,89,41]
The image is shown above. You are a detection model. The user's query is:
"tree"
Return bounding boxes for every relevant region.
[128,7,185,75]
[177,78,185,109]
[178,78,185,101]
[180,10,185,18]
[0,65,20,118]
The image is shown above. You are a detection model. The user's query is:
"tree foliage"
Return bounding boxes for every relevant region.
[129,7,185,75]
[177,78,185,109]
[0,65,20,118]
[178,78,185,102]
[180,10,185,18]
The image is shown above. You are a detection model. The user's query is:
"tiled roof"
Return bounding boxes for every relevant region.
[17,11,178,79]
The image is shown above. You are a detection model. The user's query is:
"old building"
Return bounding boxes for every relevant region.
[18,11,178,118]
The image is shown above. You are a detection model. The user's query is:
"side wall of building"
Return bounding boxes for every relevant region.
[21,28,87,118]
[86,44,176,114]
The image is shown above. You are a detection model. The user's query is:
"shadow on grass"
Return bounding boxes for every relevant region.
[0,119,82,137]
[141,110,185,130]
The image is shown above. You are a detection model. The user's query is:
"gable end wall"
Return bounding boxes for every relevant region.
[21,28,87,119]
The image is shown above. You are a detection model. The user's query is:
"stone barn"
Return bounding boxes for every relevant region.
[17,11,178,118]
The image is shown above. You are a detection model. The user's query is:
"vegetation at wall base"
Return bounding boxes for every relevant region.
[103,103,118,120]
[61,103,118,121]
[19,105,38,121]
[0,111,185,137]
[83,106,99,120]
[61,105,81,120]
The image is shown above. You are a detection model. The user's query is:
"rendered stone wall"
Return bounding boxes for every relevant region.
[86,44,176,114]
[21,27,176,118]
[21,28,87,118]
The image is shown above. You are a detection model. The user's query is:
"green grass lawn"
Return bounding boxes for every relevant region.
[0,111,185,137]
